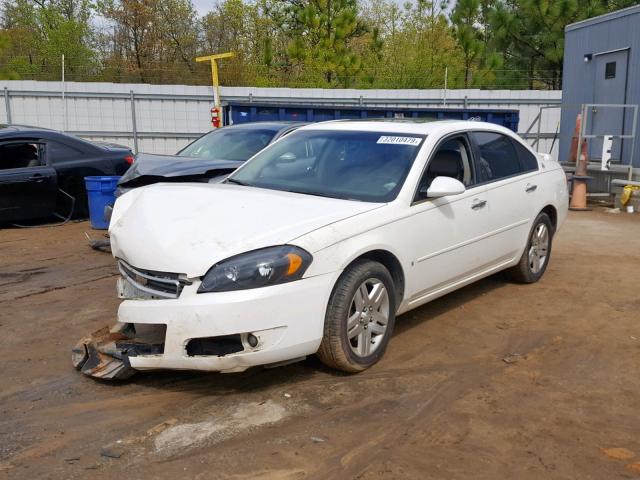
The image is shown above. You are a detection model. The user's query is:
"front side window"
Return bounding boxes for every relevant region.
[0,142,45,170]
[415,136,474,201]
[228,130,425,202]
[471,131,524,183]
[178,128,277,161]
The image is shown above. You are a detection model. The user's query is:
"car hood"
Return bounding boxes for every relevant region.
[120,153,243,184]
[109,183,383,277]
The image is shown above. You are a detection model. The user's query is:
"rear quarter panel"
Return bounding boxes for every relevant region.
[537,160,569,232]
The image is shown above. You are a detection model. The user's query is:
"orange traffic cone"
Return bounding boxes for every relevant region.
[569,114,591,211]
[569,114,584,163]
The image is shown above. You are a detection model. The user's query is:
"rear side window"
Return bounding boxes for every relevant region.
[48,141,84,163]
[511,140,539,172]
[471,132,524,182]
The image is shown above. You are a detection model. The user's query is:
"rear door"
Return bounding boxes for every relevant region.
[469,131,541,263]
[0,140,57,223]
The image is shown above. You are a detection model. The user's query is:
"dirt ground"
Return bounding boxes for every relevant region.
[1,210,639,480]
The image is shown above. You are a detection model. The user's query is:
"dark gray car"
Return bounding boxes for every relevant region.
[117,122,306,194]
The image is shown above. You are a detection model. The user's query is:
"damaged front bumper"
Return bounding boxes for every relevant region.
[72,323,165,380]
[73,272,336,380]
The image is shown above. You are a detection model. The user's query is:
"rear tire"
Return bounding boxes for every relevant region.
[507,212,553,284]
[317,260,396,373]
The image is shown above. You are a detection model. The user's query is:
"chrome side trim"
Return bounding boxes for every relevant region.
[415,219,529,263]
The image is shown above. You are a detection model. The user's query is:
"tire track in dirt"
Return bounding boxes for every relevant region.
[7,272,118,301]
[303,367,488,479]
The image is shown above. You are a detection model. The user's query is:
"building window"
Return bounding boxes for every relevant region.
[605,62,616,79]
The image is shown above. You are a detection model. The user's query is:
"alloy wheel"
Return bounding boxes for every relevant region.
[528,223,549,274]
[346,278,390,357]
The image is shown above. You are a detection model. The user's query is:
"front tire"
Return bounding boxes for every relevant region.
[507,212,553,283]
[317,260,396,372]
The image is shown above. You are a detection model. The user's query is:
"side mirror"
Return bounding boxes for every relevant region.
[424,176,466,198]
[276,152,296,163]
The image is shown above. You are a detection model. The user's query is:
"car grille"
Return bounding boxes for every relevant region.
[117,260,190,299]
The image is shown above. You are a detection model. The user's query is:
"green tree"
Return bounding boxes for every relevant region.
[450,0,485,88]
[97,0,201,83]
[0,31,19,79]
[489,0,607,89]
[264,0,368,86]
[1,0,96,80]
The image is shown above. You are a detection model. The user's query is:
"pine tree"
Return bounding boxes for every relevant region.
[450,0,484,88]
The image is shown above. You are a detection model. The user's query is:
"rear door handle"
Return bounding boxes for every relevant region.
[471,199,487,210]
[525,184,538,193]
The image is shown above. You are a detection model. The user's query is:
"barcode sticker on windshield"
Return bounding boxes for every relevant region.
[376,136,422,146]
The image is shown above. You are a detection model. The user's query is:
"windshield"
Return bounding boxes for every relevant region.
[178,127,277,161]
[227,130,425,202]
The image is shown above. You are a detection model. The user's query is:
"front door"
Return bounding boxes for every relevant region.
[0,141,57,223]
[591,49,629,161]
[403,134,492,307]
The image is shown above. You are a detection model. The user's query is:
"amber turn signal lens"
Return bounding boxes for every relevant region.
[285,253,303,276]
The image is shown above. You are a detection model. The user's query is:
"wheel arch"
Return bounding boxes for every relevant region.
[344,249,405,307]
[540,204,558,233]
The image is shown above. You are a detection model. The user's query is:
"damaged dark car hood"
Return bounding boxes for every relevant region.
[118,153,244,189]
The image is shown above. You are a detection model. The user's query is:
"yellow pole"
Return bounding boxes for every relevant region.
[196,52,234,112]
[211,61,220,109]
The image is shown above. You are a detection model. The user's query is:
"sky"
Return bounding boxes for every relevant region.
[191,0,211,16]
[193,0,219,16]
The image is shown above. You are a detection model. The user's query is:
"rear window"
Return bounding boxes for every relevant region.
[48,141,84,162]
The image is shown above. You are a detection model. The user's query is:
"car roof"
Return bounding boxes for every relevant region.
[0,124,114,150]
[0,124,57,136]
[0,124,83,140]
[224,121,308,132]
[298,119,515,136]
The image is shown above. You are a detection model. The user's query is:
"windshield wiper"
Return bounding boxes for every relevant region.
[225,178,252,187]
[283,188,354,200]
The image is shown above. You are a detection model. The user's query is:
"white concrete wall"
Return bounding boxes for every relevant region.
[0,80,562,157]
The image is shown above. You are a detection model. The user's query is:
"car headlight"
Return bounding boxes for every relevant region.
[197,245,313,293]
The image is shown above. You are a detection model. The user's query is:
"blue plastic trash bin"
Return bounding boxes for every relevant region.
[84,176,121,229]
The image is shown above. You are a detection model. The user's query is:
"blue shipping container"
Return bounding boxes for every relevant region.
[227,103,520,132]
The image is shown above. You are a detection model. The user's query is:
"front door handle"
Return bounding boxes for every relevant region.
[471,199,487,210]
[525,184,538,193]
[28,174,45,183]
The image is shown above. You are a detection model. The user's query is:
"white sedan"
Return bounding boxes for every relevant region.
[72,120,568,379]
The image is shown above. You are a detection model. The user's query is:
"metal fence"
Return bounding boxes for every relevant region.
[0,80,563,156]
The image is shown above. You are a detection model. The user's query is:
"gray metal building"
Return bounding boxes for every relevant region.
[560,5,640,170]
